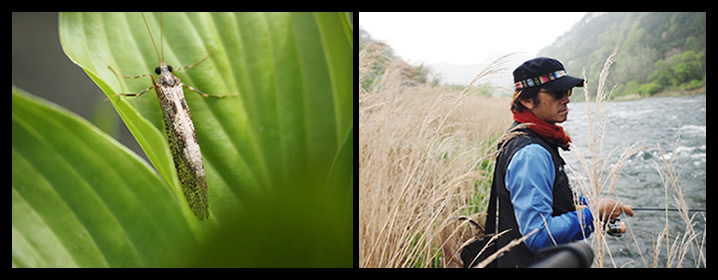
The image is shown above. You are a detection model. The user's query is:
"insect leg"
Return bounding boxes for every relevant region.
[182,83,238,99]
[106,65,155,101]
[173,51,214,73]
[106,86,154,101]
[108,65,153,80]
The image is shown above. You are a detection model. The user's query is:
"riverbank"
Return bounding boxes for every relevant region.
[360,81,512,267]
[611,86,706,102]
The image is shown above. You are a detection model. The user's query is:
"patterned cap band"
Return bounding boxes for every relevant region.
[515,70,567,89]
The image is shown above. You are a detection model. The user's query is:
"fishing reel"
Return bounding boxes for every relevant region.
[605,218,626,237]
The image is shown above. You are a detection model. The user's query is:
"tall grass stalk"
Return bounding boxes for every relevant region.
[570,51,655,267]
[569,52,705,267]
[649,141,706,267]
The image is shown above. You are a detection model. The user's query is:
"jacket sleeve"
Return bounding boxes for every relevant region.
[505,144,594,252]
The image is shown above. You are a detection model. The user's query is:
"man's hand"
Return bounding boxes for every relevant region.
[597,198,634,222]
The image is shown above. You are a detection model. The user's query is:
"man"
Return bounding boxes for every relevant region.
[484,57,634,267]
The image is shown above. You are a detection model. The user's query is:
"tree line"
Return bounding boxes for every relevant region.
[538,12,705,99]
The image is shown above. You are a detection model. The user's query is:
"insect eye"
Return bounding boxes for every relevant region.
[167,65,173,72]
[154,67,161,75]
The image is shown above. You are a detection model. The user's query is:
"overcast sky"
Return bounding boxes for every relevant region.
[360,12,587,66]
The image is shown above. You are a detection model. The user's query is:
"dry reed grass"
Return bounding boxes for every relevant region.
[568,52,706,268]
[567,51,653,267]
[645,141,707,267]
[359,42,514,267]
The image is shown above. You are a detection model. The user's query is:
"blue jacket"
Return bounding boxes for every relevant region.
[506,143,595,252]
[485,122,595,267]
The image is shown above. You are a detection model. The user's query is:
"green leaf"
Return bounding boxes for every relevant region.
[59,11,352,215]
[12,87,197,267]
[12,12,353,267]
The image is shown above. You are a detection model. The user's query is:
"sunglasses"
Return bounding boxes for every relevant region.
[539,88,572,99]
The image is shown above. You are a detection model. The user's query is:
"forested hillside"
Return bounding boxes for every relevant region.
[538,12,705,99]
[359,27,438,92]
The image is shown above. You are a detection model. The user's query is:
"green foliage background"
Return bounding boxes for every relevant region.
[538,12,705,99]
[12,12,352,267]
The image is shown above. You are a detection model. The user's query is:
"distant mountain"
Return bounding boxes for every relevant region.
[430,62,487,86]
[430,52,533,91]
[538,12,706,99]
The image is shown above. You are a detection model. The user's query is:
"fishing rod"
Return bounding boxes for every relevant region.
[605,207,706,237]
[631,207,706,212]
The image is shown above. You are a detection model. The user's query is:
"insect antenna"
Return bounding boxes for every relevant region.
[140,12,163,65]
[160,12,164,63]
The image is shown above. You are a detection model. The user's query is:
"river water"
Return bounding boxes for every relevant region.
[561,94,706,267]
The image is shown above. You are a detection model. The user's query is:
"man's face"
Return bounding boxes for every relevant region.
[520,89,571,124]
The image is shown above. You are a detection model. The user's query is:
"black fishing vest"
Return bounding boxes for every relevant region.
[485,121,575,268]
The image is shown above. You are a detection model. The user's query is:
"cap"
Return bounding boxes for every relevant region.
[513,57,584,92]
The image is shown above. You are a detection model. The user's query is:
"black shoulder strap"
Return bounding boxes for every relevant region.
[485,176,498,235]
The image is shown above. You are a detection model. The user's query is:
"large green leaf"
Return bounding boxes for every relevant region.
[12,87,198,267]
[12,12,352,267]
[60,12,353,220]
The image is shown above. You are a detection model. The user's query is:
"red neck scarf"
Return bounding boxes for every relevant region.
[513,110,571,150]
